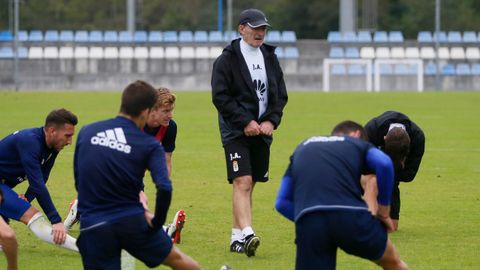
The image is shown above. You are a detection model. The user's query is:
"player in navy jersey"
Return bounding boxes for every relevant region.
[0,188,18,270]
[275,121,410,270]
[0,108,79,252]
[365,111,425,231]
[74,80,201,270]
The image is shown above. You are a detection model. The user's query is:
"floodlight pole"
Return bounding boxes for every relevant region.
[13,0,19,91]
[435,0,441,90]
[127,0,135,34]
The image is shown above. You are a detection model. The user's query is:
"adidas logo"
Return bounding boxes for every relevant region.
[90,128,131,154]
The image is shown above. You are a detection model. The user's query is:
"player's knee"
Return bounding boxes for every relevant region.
[233,176,253,192]
[0,227,16,242]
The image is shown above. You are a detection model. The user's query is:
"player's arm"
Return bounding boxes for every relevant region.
[275,163,295,221]
[165,152,172,176]
[148,143,172,229]
[361,174,378,215]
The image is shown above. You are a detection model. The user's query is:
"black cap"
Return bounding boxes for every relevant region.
[238,9,271,28]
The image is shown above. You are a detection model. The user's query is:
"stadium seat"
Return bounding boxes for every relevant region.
[418,31,433,43]
[357,31,372,43]
[327,31,342,43]
[433,31,447,43]
[89,31,103,42]
[373,31,388,43]
[424,63,437,75]
[345,47,359,58]
[104,47,119,58]
[360,47,375,59]
[342,31,357,43]
[118,31,134,43]
[405,47,420,58]
[274,47,284,58]
[104,31,119,43]
[471,63,480,75]
[74,31,89,42]
[394,63,416,75]
[119,47,134,58]
[208,31,223,42]
[149,47,165,58]
[28,47,43,58]
[28,30,43,42]
[224,31,239,41]
[74,47,89,59]
[447,31,462,43]
[148,31,163,43]
[465,47,480,60]
[348,64,364,75]
[437,47,450,59]
[441,64,455,75]
[59,46,74,58]
[209,46,223,58]
[195,47,210,59]
[284,47,299,59]
[388,31,404,42]
[462,31,477,43]
[180,46,195,58]
[16,47,28,58]
[43,47,59,58]
[0,31,13,42]
[193,31,208,42]
[163,31,178,42]
[375,47,390,58]
[456,63,471,76]
[379,64,393,75]
[178,31,194,42]
[165,46,180,59]
[89,47,104,59]
[281,31,297,43]
[329,47,344,58]
[331,64,346,75]
[266,30,281,43]
[133,31,148,43]
[420,47,436,59]
[450,47,465,60]
[390,47,405,58]
[59,30,74,42]
[0,47,13,58]
[44,30,59,42]
[17,31,28,42]
[134,47,149,59]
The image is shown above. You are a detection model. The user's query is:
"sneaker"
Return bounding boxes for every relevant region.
[244,234,260,257]
[64,199,80,231]
[230,240,245,253]
[168,210,186,244]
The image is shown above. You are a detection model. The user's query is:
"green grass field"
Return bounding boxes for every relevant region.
[0,91,479,270]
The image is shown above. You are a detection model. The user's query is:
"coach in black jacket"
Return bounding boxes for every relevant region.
[365,111,425,231]
[211,8,288,257]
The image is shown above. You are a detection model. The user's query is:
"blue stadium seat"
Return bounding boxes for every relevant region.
[224,31,238,41]
[342,31,357,43]
[424,63,437,75]
[433,31,447,43]
[373,31,388,43]
[118,31,133,42]
[331,64,346,75]
[16,47,28,58]
[441,64,455,75]
[0,47,13,58]
[208,31,223,42]
[447,31,462,43]
[163,31,178,42]
[89,31,103,42]
[148,31,163,42]
[345,47,360,58]
[327,31,341,43]
[389,31,404,42]
[193,31,208,42]
[104,31,119,42]
[44,30,59,42]
[418,31,433,43]
[28,30,43,42]
[462,31,477,43]
[281,31,297,43]
[0,31,13,42]
[284,47,299,59]
[134,31,147,43]
[178,31,193,42]
[266,30,281,43]
[348,64,364,75]
[471,64,480,75]
[456,63,471,76]
[379,64,393,75]
[59,30,74,42]
[329,47,344,58]
[275,47,284,58]
[74,31,89,42]
[357,31,372,43]
[394,64,414,75]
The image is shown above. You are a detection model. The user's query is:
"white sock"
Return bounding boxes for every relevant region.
[242,226,255,238]
[231,228,243,244]
[27,212,78,252]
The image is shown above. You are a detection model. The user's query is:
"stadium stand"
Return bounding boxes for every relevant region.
[148,31,163,43]
[179,31,194,43]
[28,30,43,42]
[442,64,455,75]
[360,47,375,59]
[266,30,281,43]
[373,31,388,43]
[74,47,89,59]
[118,31,134,43]
[463,31,477,43]
[59,31,74,42]
[417,31,433,43]
[208,31,223,43]
[331,64,346,75]
[104,47,119,58]
[420,47,436,59]
[119,47,134,58]
[104,31,119,42]
[357,31,372,43]
[390,47,405,58]
[134,31,148,43]
[275,47,284,58]
[209,46,223,58]
[165,46,180,59]
[389,31,404,42]
[59,46,74,58]
[281,31,297,43]
[437,47,450,59]
[284,47,300,59]
[44,30,59,42]
[89,47,104,59]
[329,47,344,58]
[450,47,465,60]
[342,31,357,43]
[405,47,420,58]
[375,47,390,58]
[89,31,103,43]
[134,47,149,59]
[0,31,13,42]
[456,63,471,75]
[224,31,239,42]
[0,47,13,58]
[424,63,437,75]
[433,31,447,43]
[43,47,59,58]
[28,47,43,59]
[150,47,165,58]
[195,47,210,59]
[465,47,480,60]
[471,63,480,75]
[447,31,462,43]
[163,31,178,42]
[180,47,195,59]
[193,31,208,43]
[348,64,364,75]
[345,47,360,58]
[327,31,342,43]
[74,31,89,43]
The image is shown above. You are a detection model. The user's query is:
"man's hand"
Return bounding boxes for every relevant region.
[260,121,274,136]
[144,210,154,227]
[139,191,149,210]
[377,205,395,233]
[51,222,67,245]
[244,120,261,136]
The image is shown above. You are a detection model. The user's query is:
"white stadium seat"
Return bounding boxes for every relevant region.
[450,47,465,60]
[89,47,104,59]
[104,47,119,59]
[465,47,480,60]
[43,47,59,59]
[390,47,405,58]
[165,47,180,59]
[420,47,435,59]
[149,47,165,59]
[437,47,450,59]
[134,47,149,59]
[74,47,89,59]
[180,47,195,59]
[195,47,210,59]
[59,47,74,59]
[119,47,134,59]
[28,47,43,59]
[360,47,375,59]
[375,47,390,58]
[405,47,420,58]
[209,46,223,59]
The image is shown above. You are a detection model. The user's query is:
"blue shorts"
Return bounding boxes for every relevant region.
[295,210,388,270]
[0,183,31,222]
[77,213,173,270]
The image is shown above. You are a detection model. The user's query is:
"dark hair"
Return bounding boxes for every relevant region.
[331,120,367,140]
[384,127,410,170]
[120,80,157,117]
[45,108,78,128]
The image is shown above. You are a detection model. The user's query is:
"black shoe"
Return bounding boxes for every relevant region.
[230,240,245,253]
[244,234,260,257]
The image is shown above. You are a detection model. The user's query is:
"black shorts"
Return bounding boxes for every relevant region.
[390,184,400,220]
[223,136,270,183]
